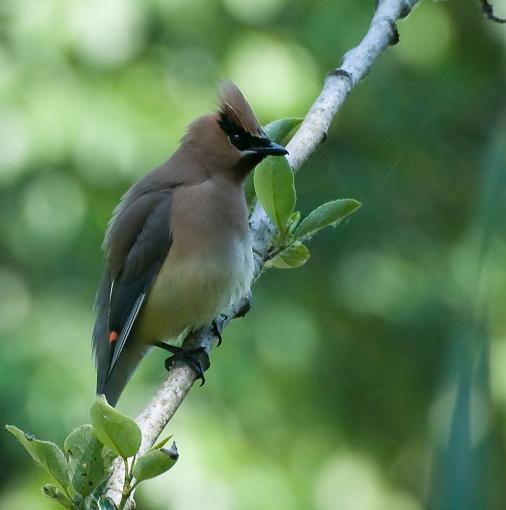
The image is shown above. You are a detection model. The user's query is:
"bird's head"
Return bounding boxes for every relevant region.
[182,81,288,181]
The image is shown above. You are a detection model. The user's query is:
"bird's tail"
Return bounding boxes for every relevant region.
[92,272,148,407]
[98,342,147,407]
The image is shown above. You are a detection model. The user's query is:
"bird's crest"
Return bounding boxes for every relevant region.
[218,81,261,136]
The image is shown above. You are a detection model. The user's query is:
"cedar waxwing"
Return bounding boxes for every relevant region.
[92,82,288,406]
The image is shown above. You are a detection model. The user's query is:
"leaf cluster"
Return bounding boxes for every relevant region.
[6,395,178,510]
[253,118,362,270]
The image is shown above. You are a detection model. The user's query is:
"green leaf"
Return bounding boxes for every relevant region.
[247,118,301,211]
[90,395,141,459]
[295,199,362,240]
[64,424,108,497]
[254,155,296,232]
[42,484,74,509]
[132,442,179,482]
[263,117,303,145]
[286,211,301,235]
[86,496,117,510]
[265,242,310,269]
[6,425,69,489]
[244,172,256,210]
[101,447,117,472]
[96,497,117,510]
[151,435,173,451]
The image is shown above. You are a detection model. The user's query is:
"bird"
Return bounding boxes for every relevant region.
[92,82,288,406]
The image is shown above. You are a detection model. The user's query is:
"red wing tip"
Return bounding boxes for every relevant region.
[108,331,118,344]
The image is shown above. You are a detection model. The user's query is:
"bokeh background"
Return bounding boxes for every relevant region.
[1,0,505,509]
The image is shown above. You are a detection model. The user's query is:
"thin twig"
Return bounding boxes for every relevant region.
[479,0,506,23]
[105,0,420,506]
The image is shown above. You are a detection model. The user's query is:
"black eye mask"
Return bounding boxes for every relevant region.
[218,114,268,151]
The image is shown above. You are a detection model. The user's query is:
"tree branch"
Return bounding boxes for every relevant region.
[105,0,419,506]
[479,0,506,23]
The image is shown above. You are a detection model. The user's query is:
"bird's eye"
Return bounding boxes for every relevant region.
[231,133,241,142]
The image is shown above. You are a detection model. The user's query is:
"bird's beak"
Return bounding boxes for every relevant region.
[250,139,288,156]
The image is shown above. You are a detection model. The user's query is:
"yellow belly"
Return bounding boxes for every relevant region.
[136,239,253,343]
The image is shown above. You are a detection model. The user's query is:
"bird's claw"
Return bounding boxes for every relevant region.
[163,346,207,386]
[212,319,224,347]
[154,341,207,385]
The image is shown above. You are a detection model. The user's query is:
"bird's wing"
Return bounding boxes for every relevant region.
[92,188,174,395]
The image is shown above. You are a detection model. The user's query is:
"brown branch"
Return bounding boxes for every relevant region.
[105,0,420,506]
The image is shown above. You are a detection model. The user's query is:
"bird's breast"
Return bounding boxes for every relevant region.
[137,179,254,342]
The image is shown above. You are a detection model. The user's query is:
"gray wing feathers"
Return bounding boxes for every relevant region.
[107,292,146,377]
[92,271,113,394]
[99,340,148,407]
[92,187,174,405]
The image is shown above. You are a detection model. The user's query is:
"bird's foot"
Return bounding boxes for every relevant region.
[212,319,224,346]
[235,295,251,318]
[164,346,207,386]
[154,341,208,386]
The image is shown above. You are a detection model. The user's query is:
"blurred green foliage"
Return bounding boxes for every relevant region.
[8,396,179,509]
[0,0,505,509]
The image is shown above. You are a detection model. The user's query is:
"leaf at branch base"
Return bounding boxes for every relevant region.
[295,199,362,240]
[87,495,118,510]
[132,442,179,482]
[6,425,69,490]
[254,155,296,233]
[42,484,74,509]
[101,447,117,474]
[97,497,117,510]
[244,173,256,210]
[286,211,301,235]
[151,435,173,452]
[265,242,310,269]
[246,118,302,211]
[263,117,303,145]
[90,395,141,459]
[64,424,108,498]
